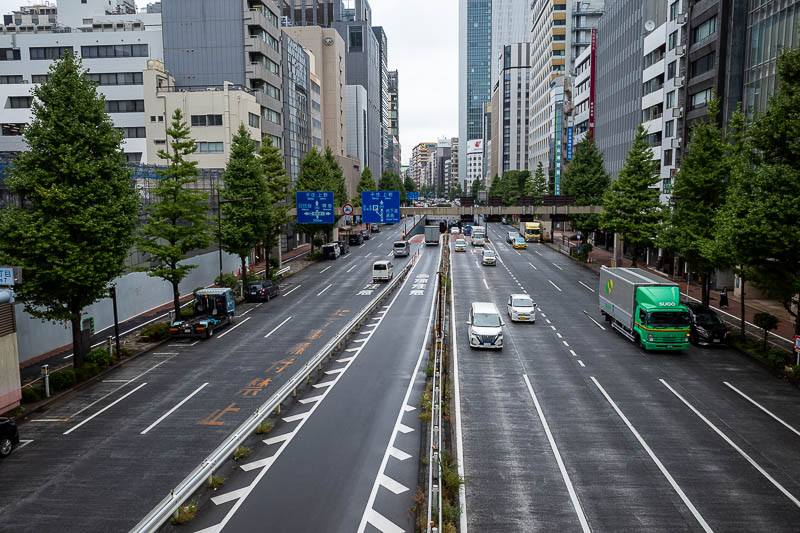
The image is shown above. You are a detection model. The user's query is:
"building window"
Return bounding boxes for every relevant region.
[664,120,674,138]
[154,139,166,145]
[667,60,677,80]
[264,108,281,125]
[8,96,32,108]
[553,34,565,41]
[691,52,715,77]
[264,83,280,100]
[644,46,664,68]
[690,88,712,110]
[668,30,679,50]
[81,44,148,58]
[196,142,224,154]
[2,123,24,136]
[29,46,73,60]
[0,75,23,84]
[266,134,281,148]
[248,112,260,128]
[105,99,144,113]
[267,58,279,75]
[0,48,21,61]
[349,26,363,53]
[669,1,681,21]
[692,16,717,44]
[31,74,49,83]
[666,90,676,109]
[119,126,146,138]
[643,75,664,95]
[125,152,142,163]
[191,114,223,127]
[87,72,143,86]
[663,148,673,166]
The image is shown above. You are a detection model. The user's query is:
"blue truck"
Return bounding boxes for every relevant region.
[170,288,235,339]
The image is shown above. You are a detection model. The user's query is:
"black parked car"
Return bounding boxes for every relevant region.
[360,229,370,241]
[0,417,20,458]
[245,279,280,302]
[686,302,729,346]
[337,239,351,255]
[348,233,364,246]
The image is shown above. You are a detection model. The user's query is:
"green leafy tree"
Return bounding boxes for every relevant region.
[404,176,417,196]
[488,174,502,198]
[471,178,484,199]
[745,48,800,334]
[220,124,269,287]
[600,124,663,267]
[138,109,212,316]
[561,136,610,235]
[294,148,333,247]
[257,136,289,278]
[0,53,138,368]
[354,166,376,206]
[525,162,549,201]
[659,99,730,306]
[449,181,463,200]
[324,146,348,213]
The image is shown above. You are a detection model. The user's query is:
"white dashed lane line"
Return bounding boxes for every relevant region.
[548,280,562,292]
[579,281,596,292]
[552,263,564,271]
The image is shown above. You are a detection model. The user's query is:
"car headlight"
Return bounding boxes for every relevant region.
[496,335,503,345]
[647,334,654,342]
[470,335,480,345]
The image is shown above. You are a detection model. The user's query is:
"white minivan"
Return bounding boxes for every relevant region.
[372,260,394,282]
[467,301,505,349]
[393,241,409,257]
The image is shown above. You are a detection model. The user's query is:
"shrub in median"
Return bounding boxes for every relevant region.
[215,273,238,289]
[74,362,100,383]
[86,347,114,368]
[170,500,198,525]
[21,386,44,403]
[49,369,76,391]
[140,322,170,342]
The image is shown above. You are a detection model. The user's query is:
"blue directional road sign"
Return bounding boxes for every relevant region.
[406,191,419,202]
[362,191,401,224]
[296,191,334,224]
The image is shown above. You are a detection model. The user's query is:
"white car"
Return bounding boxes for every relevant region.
[507,293,536,322]
[454,239,467,252]
[451,227,461,235]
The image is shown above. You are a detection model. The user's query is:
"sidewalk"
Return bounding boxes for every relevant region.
[550,235,797,347]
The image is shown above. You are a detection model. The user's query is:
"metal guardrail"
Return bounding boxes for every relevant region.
[130,256,418,532]
[427,239,448,532]
[275,266,290,277]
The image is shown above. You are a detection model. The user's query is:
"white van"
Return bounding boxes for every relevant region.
[372,260,394,282]
[393,241,409,257]
[467,301,504,349]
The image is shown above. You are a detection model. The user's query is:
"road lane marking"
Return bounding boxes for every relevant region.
[578,360,586,368]
[316,284,332,297]
[282,413,309,423]
[263,432,293,445]
[239,308,253,317]
[346,264,358,273]
[548,280,562,292]
[528,261,538,270]
[364,509,403,533]
[583,310,607,331]
[211,487,249,506]
[546,319,552,324]
[379,473,410,495]
[591,377,712,532]
[264,316,292,338]
[536,250,544,256]
[215,316,252,339]
[64,382,148,435]
[570,350,577,357]
[390,447,412,461]
[140,382,209,435]
[320,265,332,273]
[552,263,564,270]
[550,325,556,331]
[282,285,301,297]
[723,382,800,438]
[578,281,595,292]
[483,278,489,290]
[450,243,469,533]
[298,395,324,404]
[556,333,563,338]
[239,456,275,472]
[523,374,590,532]
[563,341,570,347]
[515,250,521,256]
[662,378,800,508]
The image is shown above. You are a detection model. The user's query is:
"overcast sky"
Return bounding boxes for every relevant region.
[0,0,459,165]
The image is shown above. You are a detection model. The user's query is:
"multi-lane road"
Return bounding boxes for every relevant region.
[452,223,800,532]
[3,218,800,533]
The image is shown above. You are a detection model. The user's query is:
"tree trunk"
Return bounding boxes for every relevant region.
[70,316,85,369]
[240,256,248,287]
[702,275,710,308]
[740,273,746,336]
[172,280,181,318]
[265,248,271,279]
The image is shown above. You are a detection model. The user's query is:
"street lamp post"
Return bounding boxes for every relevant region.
[216,193,253,285]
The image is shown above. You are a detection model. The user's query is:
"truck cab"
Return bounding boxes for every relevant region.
[520,222,541,243]
[471,226,486,246]
[170,288,235,339]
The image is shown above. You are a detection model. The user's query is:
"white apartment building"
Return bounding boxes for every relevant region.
[465,138,483,193]
[143,61,262,169]
[642,0,686,205]
[0,0,163,163]
[345,84,368,171]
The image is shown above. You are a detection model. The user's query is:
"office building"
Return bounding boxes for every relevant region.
[495,43,531,175]
[410,142,436,188]
[309,64,323,150]
[449,137,460,192]
[743,0,800,118]
[282,33,312,184]
[491,0,530,88]
[595,0,652,179]
[0,0,163,162]
[277,0,344,27]
[345,84,368,172]
[529,0,603,177]
[570,33,595,148]
[143,61,262,169]
[161,0,283,149]
[458,0,492,188]
[466,139,484,194]
[373,26,388,173]
[282,26,347,156]
[385,69,401,174]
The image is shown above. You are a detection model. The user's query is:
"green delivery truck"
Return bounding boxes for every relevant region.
[599,267,690,351]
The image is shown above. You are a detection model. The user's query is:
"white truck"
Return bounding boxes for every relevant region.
[424,225,440,245]
[471,225,487,246]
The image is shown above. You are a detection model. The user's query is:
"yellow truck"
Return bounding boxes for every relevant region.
[520,222,542,243]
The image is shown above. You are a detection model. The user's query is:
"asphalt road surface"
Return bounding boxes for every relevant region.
[186,235,441,533]
[0,222,418,533]
[452,223,800,532]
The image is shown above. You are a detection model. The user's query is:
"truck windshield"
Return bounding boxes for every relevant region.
[647,311,690,327]
[473,232,485,238]
[525,229,540,236]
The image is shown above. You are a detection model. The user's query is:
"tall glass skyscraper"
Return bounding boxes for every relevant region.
[459,0,492,186]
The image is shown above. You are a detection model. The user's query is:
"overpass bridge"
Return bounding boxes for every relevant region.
[286,205,603,217]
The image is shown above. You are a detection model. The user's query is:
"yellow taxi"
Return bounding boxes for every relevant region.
[512,237,527,250]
